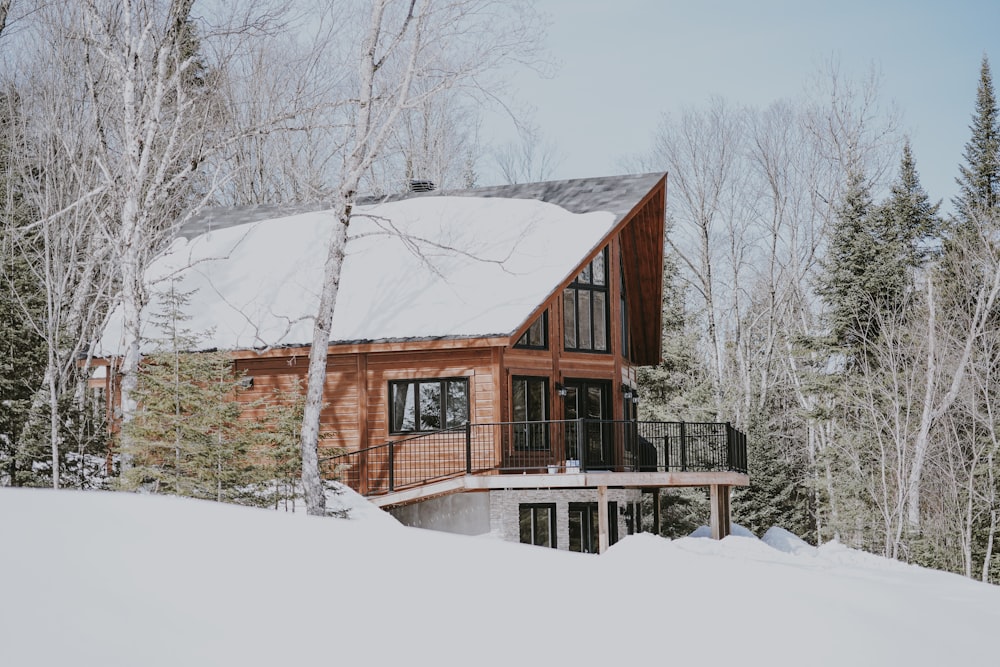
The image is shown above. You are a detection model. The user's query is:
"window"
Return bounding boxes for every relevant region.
[568,501,618,553]
[563,248,609,353]
[620,258,631,361]
[519,503,556,548]
[514,312,548,349]
[389,378,469,434]
[512,376,549,450]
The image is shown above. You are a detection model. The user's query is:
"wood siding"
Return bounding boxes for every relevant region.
[236,347,497,456]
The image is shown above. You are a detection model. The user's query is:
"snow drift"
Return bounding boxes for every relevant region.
[2,488,998,666]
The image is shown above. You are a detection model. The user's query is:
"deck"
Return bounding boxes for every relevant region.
[322,419,749,504]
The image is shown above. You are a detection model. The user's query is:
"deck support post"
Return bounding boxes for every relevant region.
[709,484,731,540]
[651,488,660,535]
[598,485,609,554]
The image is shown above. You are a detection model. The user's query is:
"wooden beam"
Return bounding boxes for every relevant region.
[369,471,750,508]
[710,485,721,539]
[597,485,609,554]
[710,484,732,540]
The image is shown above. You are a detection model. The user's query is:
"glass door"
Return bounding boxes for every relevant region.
[563,379,612,469]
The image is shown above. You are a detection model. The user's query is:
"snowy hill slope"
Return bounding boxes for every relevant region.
[2,488,998,666]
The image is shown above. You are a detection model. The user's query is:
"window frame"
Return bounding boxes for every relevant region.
[512,375,550,451]
[514,311,549,350]
[519,503,557,548]
[387,377,470,435]
[563,247,611,354]
[620,255,631,361]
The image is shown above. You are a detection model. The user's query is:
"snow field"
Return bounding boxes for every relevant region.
[2,488,998,666]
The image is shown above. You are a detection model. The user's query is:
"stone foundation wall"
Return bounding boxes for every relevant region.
[489,487,642,550]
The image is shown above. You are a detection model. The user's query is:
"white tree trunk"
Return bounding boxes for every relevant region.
[299,214,349,515]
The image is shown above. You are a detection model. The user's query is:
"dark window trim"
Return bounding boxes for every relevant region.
[564,247,611,355]
[620,254,631,361]
[514,311,549,350]
[519,503,557,548]
[387,377,470,435]
[512,375,550,451]
[568,501,618,553]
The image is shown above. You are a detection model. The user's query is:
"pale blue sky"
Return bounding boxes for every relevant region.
[485,1,999,214]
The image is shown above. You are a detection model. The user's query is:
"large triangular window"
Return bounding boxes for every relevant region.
[563,247,609,353]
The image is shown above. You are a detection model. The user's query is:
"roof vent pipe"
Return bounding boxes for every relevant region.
[408,179,436,193]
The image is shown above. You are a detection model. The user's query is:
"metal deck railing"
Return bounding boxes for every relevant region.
[321,419,748,497]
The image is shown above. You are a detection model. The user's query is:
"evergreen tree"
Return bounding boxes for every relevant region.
[817,170,879,348]
[258,381,306,511]
[637,245,714,422]
[0,234,46,485]
[879,141,942,276]
[954,55,999,223]
[732,410,814,541]
[0,90,47,486]
[120,284,270,505]
[817,154,938,351]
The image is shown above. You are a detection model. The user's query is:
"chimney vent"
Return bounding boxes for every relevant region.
[408,179,436,193]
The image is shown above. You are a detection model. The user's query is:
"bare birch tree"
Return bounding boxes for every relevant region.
[648,97,745,417]
[1,13,117,487]
[296,0,542,515]
[493,120,562,186]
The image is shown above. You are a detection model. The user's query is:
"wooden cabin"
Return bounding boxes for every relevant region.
[97,173,749,551]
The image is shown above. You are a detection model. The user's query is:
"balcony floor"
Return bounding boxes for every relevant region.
[369,469,750,508]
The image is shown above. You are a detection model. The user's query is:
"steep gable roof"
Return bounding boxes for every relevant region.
[97,173,666,356]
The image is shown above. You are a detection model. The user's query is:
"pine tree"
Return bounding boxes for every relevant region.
[0,235,46,485]
[120,284,270,505]
[637,245,714,422]
[0,90,48,486]
[816,154,939,351]
[817,170,879,347]
[258,381,306,511]
[880,141,942,274]
[954,55,999,223]
[732,410,814,541]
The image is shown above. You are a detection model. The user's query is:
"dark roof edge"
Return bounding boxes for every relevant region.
[179,172,667,239]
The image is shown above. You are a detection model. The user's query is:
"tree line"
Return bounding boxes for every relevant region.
[636,56,1000,583]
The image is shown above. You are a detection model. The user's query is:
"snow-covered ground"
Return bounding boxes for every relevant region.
[2,488,998,666]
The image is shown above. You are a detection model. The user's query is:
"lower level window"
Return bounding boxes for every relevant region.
[389,378,469,434]
[519,503,556,548]
[568,501,618,553]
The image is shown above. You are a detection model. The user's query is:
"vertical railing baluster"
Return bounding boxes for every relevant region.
[728,426,733,471]
[465,422,472,474]
[679,422,687,472]
[388,442,395,492]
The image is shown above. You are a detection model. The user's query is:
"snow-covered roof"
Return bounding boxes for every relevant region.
[98,173,665,355]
